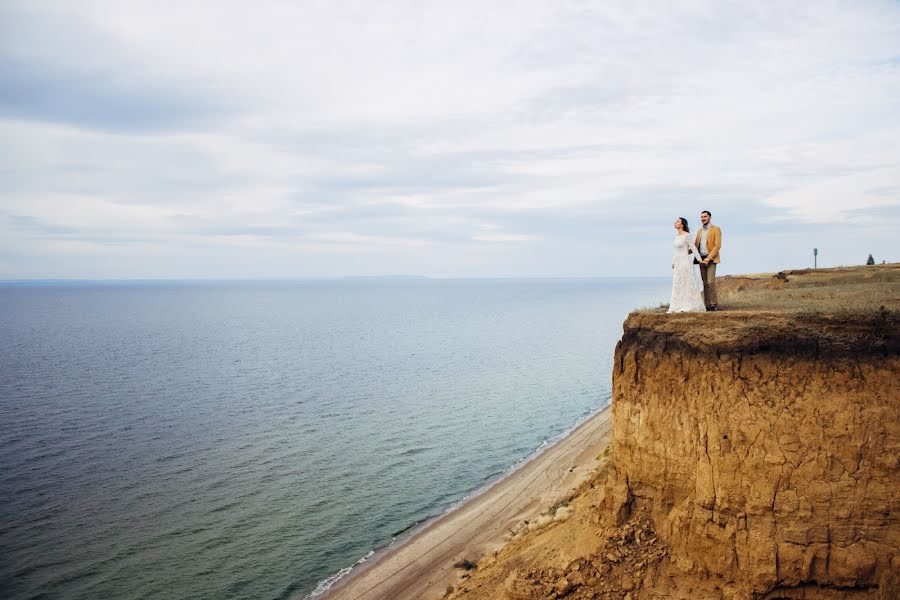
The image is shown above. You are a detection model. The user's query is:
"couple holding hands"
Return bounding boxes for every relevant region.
[668,210,721,314]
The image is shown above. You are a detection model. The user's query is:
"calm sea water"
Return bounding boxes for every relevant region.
[0,278,668,600]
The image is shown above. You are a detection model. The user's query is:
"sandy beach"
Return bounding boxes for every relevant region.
[321,406,613,600]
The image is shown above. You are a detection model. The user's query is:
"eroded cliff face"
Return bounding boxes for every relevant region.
[610,311,900,598]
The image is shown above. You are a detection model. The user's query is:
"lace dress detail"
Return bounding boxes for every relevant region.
[668,233,706,313]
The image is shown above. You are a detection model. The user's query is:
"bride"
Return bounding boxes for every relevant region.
[668,217,706,313]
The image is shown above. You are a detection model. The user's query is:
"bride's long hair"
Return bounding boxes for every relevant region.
[678,217,690,233]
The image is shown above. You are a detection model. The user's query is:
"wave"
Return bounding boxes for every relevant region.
[302,550,374,599]
[397,446,433,457]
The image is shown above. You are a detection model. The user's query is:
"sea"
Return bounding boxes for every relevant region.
[0,278,669,600]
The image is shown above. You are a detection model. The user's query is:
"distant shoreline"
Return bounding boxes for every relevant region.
[0,276,671,285]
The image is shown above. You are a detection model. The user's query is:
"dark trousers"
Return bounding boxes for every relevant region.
[699,261,717,307]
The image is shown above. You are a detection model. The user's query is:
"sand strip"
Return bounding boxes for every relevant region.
[321,406,613,600]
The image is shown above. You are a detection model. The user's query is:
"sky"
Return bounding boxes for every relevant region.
[1,0,899,279]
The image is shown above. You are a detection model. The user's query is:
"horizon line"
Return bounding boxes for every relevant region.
[0,274,672,284]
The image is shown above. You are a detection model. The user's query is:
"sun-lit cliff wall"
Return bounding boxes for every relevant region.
[610,310,900,598]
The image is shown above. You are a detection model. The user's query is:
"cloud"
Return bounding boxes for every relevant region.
[763,165,900,224]
[1,0,899,277]
[472,233,542,243]
[0,3,236,132]
[306,232,434,247]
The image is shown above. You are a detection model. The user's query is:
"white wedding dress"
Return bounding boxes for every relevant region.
[668,233,706,313]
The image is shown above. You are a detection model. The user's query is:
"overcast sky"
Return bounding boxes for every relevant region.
[1,1,898,279]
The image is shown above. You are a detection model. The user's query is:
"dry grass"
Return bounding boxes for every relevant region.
[648,263,900,317]
[718,263,900,316]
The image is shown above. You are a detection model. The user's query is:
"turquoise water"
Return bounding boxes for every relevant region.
[0,278,668,599]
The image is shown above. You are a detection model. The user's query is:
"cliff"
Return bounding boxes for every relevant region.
[611,309,899,598]
[445,264,900,599]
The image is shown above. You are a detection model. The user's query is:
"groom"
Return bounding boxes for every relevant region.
[695,211,722,311]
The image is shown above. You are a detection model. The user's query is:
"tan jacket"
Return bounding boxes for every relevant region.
[695,225,722,264]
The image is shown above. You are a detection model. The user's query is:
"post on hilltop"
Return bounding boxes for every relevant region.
[814,248,818,269]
